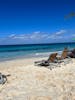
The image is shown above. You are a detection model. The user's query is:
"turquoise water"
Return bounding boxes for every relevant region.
[0,43,75,61]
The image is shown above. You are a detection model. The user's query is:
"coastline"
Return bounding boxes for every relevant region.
[0,55,48,63]
[0,42,75,62]
[0,51,62,62]
[0,56,75,99]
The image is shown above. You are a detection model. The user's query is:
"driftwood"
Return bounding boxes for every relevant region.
[68,49,75,58]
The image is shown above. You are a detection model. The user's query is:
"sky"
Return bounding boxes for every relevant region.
[0,0,75,45]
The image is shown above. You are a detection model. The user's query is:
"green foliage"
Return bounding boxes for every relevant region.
[64,12,75,19]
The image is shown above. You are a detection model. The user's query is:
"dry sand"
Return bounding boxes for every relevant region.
[0,57,75,100]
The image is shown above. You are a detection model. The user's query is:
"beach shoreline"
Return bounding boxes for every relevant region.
[0,50,60,63]
[0,42,75,62]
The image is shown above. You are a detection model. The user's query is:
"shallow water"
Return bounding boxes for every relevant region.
[0,43,75,61]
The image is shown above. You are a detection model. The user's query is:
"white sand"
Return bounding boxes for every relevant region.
[0,57,75,100]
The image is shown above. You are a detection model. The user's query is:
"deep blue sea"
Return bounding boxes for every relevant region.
[0,43,75,61]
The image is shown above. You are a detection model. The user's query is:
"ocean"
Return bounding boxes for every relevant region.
[0,43,75,61]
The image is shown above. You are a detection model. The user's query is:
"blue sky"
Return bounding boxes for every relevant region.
[0,0,75,44]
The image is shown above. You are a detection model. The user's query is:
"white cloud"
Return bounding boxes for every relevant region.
[29,32,49,40]
[47,30,66,39]
[13,35,27,39]
[0,29,67,44]
[47,35,63,39]
[8,32,49,40]
[8,34,29,40]
[55,30,66,35]
[33,31,41,34]
[8,34,16,38]
[7,30,67,40]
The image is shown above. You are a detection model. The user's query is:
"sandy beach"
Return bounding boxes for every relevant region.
[0,57,75,100]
